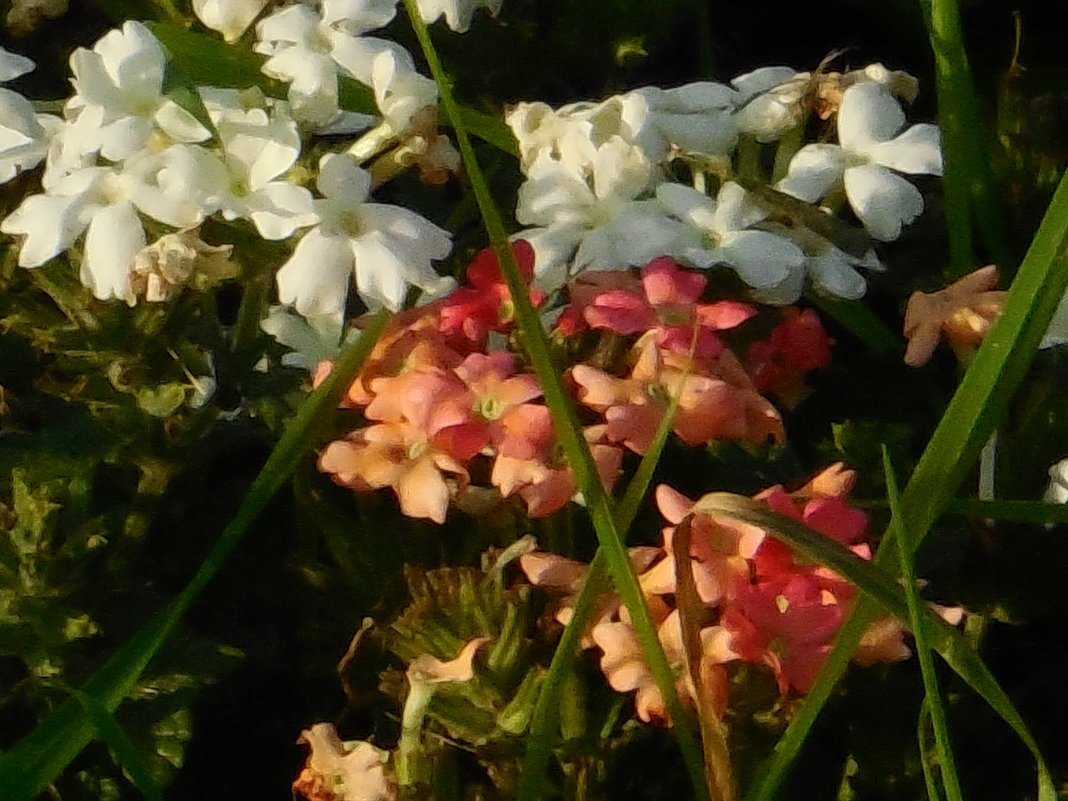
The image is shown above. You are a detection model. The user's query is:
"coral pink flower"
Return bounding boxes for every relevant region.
[451,352,544,456]
[746,307,833,407]
[640,484,765,605]
[319,370,483,523]
[573,336,778,453]
[592,610,732,724]
[438,240,544,351]
[491,412,622,517]
[720,570,846,693]
[581,258,755,359]
[318,422,469,523]
[903,264,1005,367]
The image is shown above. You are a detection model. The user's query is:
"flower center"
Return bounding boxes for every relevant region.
[476,394,503,421]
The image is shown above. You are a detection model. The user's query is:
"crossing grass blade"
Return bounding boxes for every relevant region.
[695,493,1056,801]
[745,162,1068,801]
[518,341,694,801]
[884,450,963,801]
[65,686,166,801]
[0,310,392,801]
[400,4,710,799]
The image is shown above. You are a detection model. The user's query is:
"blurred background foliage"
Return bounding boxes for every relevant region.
[3,0,1068,799]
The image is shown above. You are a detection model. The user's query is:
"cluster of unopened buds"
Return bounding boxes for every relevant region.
[313,242,834,523]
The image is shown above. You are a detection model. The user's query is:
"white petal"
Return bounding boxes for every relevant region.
[246,183,317,239]
[591,137,652,201]
[711,181,767,233]
[730,67,799,100]
[866,123,943,176]
[716,230,803,288]
[1,192,87,267]
[776,144,848,202]
[656,181,717,228]
[0,47,35,82]
[519,224,582,291]
[328,31,405,86]
[154,99,211,143]
[843,163,923,241]
[351,232,411,310]
[316,153,371,201]
[516,166,594,227]
[82,200,144,301]
[713,230,803,290]
[359,203,452,261]
[255,4,319,50]
[837,82,905,151]
[807,248,868,299]
[751,265,805,305]
[276,227,354,320]
[193,0,268,42]
[321,0,397,31]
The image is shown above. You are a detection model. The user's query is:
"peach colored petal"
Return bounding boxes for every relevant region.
[396,455,452,523]
[519,552,587,591]
[408,637,489,684]
[293,723,395,801]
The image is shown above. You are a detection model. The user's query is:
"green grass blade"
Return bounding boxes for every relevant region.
[400,4,709,799]
[518,350,697,801]
[883,450,963,801]
[917,702,947,801]
[698,493,1056,801]
[747,163,1068,801]
[919,0,1008,272]
[0,310,392,801]
[65,686,165,801]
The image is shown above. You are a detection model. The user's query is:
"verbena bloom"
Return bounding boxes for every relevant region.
[414,0,503,32]
[193,0,269,42]
[199,89,318,239]
[1044,459,1068,505]
[658,181,806,291]
[276,153,453,320]
[515,137,686,289]
[902,264,1005,366]
[745,307,833,407]
[777,81,942,241]
[0,48,56,184]
[67,22,210,162]
[255,0,411,127]
[293,724,395,801]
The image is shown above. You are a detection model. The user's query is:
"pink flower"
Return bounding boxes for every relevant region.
[439,240,544,352]
[903,264,1005,367]
[746,307,833,407]
[581,258,755,359]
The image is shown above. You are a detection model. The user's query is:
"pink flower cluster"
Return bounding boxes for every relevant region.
[521,465,913,723]
[315,246,833,525]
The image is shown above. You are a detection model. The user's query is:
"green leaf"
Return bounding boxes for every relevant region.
[883,450,963,801]
[918,0,1008,272]
[748,161,1068,801]
[64,686,165,801]
[0,310,392,801]
[808,294,901,355]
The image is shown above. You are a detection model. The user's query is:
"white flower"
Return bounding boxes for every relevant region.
[515,137,686,289]
[199,90,317,238]
[415,0,502,32]
[657,181,805,289]
[632,81,737,159]
[505,94,647,176]
[2,151,210,301]
[750,226,882,305]
[0,88,57,183]
[1045,459,1068,505]
[0,46,35,81]
[68,22,210,162]
[776,81,942,241]
[276,153,453,319]
[254,0,411,128]
[193,0,269,42]
[730,66,807,142]
[370,49,438,134]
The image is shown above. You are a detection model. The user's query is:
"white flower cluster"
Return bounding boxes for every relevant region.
[0,6,479,317]
[508,64,943,302]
